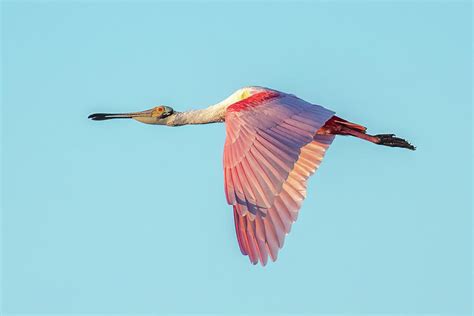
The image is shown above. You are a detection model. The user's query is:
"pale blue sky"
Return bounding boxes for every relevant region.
[1,1,472,315]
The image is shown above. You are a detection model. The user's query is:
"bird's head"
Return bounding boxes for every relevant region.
[88,105,176,125]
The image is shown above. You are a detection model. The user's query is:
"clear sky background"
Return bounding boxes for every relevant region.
[1,1,472,315]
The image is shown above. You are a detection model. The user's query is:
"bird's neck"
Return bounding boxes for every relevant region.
[163,87,267,126]
[166,102,228,126]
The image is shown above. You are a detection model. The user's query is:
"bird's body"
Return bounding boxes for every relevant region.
[89,86,415,266]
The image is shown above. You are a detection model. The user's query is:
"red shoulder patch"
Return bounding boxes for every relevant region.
[227,91,280,113]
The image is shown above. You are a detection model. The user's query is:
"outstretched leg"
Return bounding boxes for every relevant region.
[319,116,416,150]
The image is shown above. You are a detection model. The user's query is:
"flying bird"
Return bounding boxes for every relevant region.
[89,86,415,266]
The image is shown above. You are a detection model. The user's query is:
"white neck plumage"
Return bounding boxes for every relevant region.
[165,102,228,126]
[164,87,264,126]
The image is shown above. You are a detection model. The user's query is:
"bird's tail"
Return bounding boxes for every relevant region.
[320,116,416,150]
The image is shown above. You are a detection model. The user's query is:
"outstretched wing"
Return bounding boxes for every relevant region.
[223,90,335,265]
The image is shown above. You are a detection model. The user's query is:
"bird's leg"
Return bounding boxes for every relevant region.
[331,127,415,150]
[319,117,416,150]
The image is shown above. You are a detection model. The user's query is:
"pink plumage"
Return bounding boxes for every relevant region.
[223,91,335,265]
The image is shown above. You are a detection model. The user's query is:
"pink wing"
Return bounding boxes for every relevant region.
[223,90,335,265]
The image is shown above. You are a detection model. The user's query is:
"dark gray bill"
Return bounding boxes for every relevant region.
[88,113,133,120]
[88,109,153,121]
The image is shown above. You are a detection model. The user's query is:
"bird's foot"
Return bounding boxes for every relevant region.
[375,134,416,151]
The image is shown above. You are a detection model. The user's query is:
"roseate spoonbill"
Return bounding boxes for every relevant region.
[89,86,415,266]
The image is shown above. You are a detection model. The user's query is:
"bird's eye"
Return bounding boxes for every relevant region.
[152,106,165,116]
